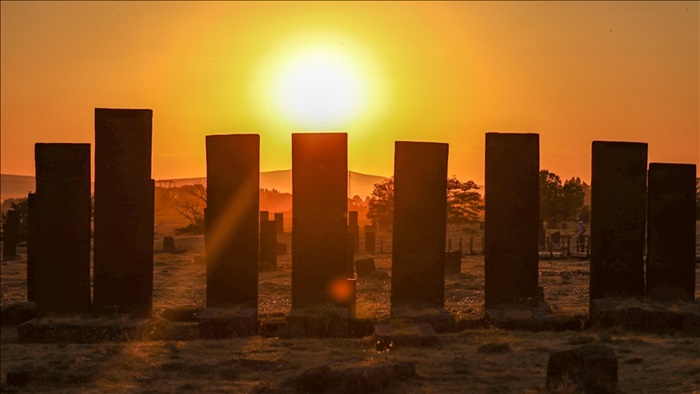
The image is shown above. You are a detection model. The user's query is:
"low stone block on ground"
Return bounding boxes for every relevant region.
[484,301,553,331]
[1,302,36,326]
[161,306,203,322]
[546,343,618,394]
[590,298,700,335]
[18,315,149,343]
[354,257,376,277]
[390,305,455,333]
[198,306,257,339]
[374,322,437,351]
[444,250,461,274]
[285,305,348,338]
[287,361,415,393]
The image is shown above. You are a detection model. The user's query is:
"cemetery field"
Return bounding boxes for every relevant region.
[1,230,700,393]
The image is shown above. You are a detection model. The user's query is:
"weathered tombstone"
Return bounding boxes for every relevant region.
[348,211,360,253]
[646,163,696,301]
[354,257,376,277]
[484,133,540,308]
[2,209,19,261]
[26,193,36,302]
[288,133,348,336]
[163,236,176,251]
[346,232,355,277]
[260,219,277,271]
[260,211,269,222]
[546,344,618,394]
[34,143,92,314]
[93,108,154,316]
[274,212,284,234]
[590,141,647,301]
[391,141,452,330]
[365,227,376,254]
[444,250,461,274]
[200,134,259,337]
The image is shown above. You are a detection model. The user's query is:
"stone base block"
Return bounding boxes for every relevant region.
[590,298,699,335]
[18,315,148,343]
[199,307,258,339]
[390,305,455,333]
[374,322,437,351]
[286,305,348,338]
[546,343,618,394]
[444,250,461,274]
[484,301,553,331]
[1,302,36,326]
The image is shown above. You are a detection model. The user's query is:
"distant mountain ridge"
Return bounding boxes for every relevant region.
[1,170,388,202]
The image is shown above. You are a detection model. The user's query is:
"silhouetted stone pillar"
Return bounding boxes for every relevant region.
[484,133,540,309]
[260,220,277,271]
[590,141,647,301]
[26,193,36,302]
[348,211,360,253]
[391,141,449,314]
[34,143,91,314]
[646,163,696,301]
[291,133,348,307]
[205,134,259,307]
[93,108,154,316]
[2,209,19,261]
[365,227,375,254]
[163,236,176,251]
[260,211,269,223]
[274,213,284,234]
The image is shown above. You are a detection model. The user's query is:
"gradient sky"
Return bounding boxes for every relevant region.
[1,1,698,184]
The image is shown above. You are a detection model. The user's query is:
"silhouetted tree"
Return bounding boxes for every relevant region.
[446,176,483,224]
[1,197,28,241]
[366,176,483,228]
[539,170,586,228]
[173,181,207,235]
[367,177,394,229]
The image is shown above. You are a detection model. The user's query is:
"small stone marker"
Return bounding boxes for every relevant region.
[646,163,696,301]
[274,212,284,234]
[444,250,461,274]
[260,220,277,270]
[590,141,647,301]
[201,134,259,337]
[391,141,453,331]
[374,322,437,351]
[546,344,618,394]
[162,236,176,251]
[34,143,92,315]
[484,133,540,309]
[354,257,376,277]
[260,210,269,222]
[2,209,20,261]
[348,210,360,253]
[93,108,155,316]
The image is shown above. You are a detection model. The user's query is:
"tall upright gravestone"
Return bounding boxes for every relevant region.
[26,193,36,302]
[34,143,92,314]
[291,133,348,308]
[274,212,284,234]
[646,163,696,301]
[391,141,450,319]
[590,141,647,301]
[93,109,154,316]
[204,134,259,310]
[484,133,540,309]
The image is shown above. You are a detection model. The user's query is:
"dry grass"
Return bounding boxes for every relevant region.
[1,224,699,393]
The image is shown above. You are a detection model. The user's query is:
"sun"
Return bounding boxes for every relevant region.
[270,48,368,129]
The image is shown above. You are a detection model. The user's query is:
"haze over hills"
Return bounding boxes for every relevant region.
[0,171,388,203]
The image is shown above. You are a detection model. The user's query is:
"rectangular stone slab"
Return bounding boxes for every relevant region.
[646,163,696,301]
[590,141,647,300]
[26,193,36,302]
[34,143,92,315]
[291,133,348,307]
[2,209,19,261]
[93,108,154,316]
[274,213,284,234]
[391,141,448,310]
[205,134,259,308]
[260,219,277,271]
[484,133,540,308]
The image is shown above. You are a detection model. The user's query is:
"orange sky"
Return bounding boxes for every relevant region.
[1,1,698,184]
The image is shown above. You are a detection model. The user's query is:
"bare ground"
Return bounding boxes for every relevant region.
[1,228,699,393]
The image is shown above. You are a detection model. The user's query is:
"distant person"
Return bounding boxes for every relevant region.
[575,220,587,252]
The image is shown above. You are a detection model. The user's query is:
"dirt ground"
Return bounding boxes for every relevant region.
[1,227,699,393]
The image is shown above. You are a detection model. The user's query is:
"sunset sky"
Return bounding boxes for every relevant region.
[1,1,698,184]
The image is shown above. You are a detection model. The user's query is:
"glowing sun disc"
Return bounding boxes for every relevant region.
[272,49,367,129]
